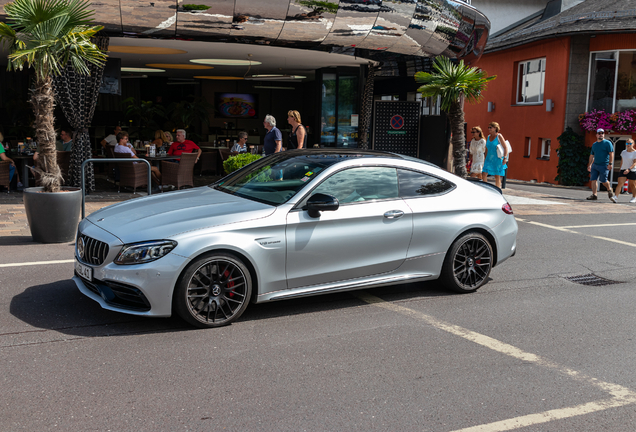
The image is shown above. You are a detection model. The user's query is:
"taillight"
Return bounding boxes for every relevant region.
[502,203,513,215]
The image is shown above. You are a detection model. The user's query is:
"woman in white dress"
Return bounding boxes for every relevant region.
[469,126,487,178]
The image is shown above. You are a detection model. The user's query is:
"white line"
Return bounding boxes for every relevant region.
[353,292,636,431]
[0,259,74,268]
[450,397,636,432]
[519,221,636,248]
[562,223,636,228]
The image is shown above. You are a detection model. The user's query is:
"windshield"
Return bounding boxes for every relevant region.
[214,152,342,205]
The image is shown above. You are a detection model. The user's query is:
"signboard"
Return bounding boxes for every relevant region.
[372,101,421,157]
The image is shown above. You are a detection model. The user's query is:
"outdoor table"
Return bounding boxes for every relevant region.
[139,155,179,166]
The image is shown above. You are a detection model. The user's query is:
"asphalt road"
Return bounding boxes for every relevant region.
[2,184,636,431]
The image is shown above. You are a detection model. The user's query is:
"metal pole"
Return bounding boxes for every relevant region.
[80,158,152,219]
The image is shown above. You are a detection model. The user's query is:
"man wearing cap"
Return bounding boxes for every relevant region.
[587,128,617,202]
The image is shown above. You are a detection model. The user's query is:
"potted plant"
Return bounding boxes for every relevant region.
[0,0,107,243]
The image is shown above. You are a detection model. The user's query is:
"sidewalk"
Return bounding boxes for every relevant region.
[1,179,634,238]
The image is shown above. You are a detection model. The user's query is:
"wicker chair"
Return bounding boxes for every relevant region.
[0,161,11,193]
[115,153,149,193]
[56,150,71,184]
[218,148,231,175]
[198,151,218,176]
[161,152,197,191]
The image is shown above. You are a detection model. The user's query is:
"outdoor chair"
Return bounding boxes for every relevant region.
[218,148,231,175]
[161,152,197,191]
[198,151,218,176]
[0,161,11,193]
[114,153,149,194]
[105,145,118,183]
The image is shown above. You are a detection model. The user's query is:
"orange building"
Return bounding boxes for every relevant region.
[465,0,636,187]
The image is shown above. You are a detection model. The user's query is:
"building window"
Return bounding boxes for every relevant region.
[414,92,441,115]
[586,50,636,112]
[540,138,551,159]
[524,137,531,158]
[517,58,545,104]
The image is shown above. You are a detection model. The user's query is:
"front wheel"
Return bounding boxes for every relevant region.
[174,253,252,328]
[441,232,493,293]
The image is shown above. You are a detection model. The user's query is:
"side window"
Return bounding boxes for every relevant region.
[398,169,455,198]
[312,167,399,204]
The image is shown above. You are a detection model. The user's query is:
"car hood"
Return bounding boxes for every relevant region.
[86,186,276,243]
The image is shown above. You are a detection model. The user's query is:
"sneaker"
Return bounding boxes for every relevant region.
[586,194,598,200]
[609,191,618,203]
[630,197,636,203]
[17,181,23,188]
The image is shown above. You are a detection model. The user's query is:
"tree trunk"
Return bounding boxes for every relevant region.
[31,76,62,192]
[448,100,467,178]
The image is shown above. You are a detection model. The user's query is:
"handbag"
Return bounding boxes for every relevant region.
[496,144,504,158]
[505,140,512,154]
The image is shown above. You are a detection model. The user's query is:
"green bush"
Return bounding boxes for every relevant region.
[223,153,261,174]
[182,4,211,10]
[555,127,590,186]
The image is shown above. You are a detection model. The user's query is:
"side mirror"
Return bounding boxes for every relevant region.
[304,193,339,218]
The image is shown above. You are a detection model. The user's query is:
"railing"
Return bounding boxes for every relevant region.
[80,158,152,219]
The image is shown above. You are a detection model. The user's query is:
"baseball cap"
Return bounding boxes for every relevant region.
[596,128,605,133]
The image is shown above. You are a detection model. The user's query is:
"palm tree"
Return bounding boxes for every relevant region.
[415,56,496,178]
[0,0,106,192]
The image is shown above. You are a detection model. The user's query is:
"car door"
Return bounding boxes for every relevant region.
[285,166,413,289]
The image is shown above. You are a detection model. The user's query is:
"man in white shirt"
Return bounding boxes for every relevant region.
[101,125,121,148]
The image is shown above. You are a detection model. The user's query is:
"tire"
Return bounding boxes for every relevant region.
[441,232,493,293]
[174,252,252,328]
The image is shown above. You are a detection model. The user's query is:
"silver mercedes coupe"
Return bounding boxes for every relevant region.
[73,149,517,328]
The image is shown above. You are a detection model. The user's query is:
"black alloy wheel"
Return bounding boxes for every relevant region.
[441,232,493,293]
[174,253,252,328]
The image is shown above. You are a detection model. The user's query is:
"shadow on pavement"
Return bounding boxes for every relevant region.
[10,279,460,337]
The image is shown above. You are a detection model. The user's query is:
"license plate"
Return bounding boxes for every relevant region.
[75,259,93,281]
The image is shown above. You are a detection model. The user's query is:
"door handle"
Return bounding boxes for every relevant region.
[384,210,404,219]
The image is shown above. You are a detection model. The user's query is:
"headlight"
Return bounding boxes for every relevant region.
[114,240,178,265]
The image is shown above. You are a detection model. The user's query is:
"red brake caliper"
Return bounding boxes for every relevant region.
[225,270,235,297]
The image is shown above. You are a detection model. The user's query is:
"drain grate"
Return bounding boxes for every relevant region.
[564,274,621,286]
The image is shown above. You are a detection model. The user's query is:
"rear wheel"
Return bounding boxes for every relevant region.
[441,232,493,293]
[174,253,252,328]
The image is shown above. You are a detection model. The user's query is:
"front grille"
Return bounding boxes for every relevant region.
[76,272,151,311]
[78,234,109,265]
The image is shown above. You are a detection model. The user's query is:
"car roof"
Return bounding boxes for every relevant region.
[280,149,438,168]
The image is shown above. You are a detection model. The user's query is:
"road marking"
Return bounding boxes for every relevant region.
[516,220,636,248]
[353,292,636,431]
[562,223,636,228]
[0,259,74,268]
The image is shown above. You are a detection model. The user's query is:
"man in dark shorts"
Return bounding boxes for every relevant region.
[587,128,617,202]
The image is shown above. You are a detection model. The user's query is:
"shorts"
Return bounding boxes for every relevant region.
[590,164,609,183]
[616,170,636,181]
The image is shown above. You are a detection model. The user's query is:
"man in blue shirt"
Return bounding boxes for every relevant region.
[57,127,73,151]
[263,114,282,155]
[587,128,616,202]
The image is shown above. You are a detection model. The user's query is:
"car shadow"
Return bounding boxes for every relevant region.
[9,279,469,337]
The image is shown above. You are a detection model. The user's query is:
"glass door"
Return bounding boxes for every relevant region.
[319,69,360,148]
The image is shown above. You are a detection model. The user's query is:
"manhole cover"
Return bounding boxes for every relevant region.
[564,274,621,286]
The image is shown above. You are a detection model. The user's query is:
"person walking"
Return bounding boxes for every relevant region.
[482,122,508,188]
[287,110,307,150]
[587,128,617,202]
[468,126,487,179]
[612,138,636,203]
[263,114,282,155]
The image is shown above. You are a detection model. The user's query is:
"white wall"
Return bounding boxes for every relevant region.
[471,0,551,34]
